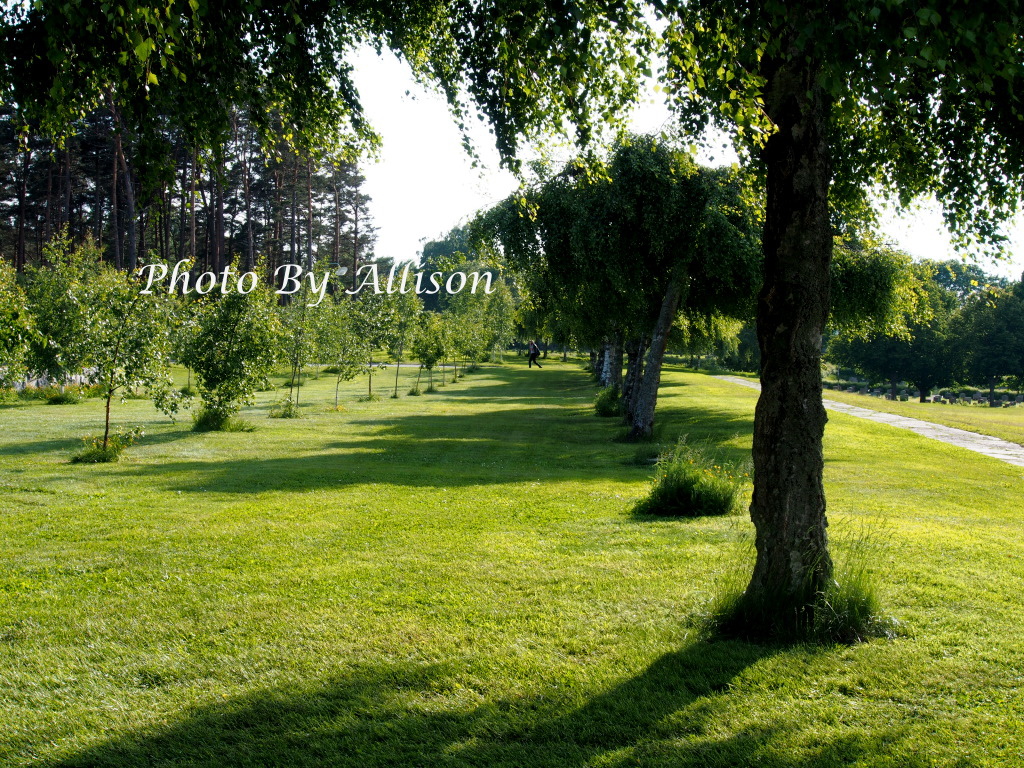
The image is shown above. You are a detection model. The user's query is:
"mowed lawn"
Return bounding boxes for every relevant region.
[1,361,1022,767]
[822,387,1024,447]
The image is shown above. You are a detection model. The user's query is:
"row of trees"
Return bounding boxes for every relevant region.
[475,137,761,439]
[1,235,517,448]
[473,137,915,440]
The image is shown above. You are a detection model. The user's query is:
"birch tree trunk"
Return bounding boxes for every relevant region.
[627,265,688,440]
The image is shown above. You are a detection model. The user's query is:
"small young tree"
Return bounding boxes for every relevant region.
[182,287,281,429]
[389,290,422,397]
[84,264,182,452]
[318,296,368,409]
[445,285,489,375]
[483,280,516,363]
[0,259,33,388]
[352,290,397,399]
[411,312,447,392]
[278,291,320,414]
[24,231,100,389]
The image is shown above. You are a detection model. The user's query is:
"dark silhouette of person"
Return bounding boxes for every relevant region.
[528,340,542,368]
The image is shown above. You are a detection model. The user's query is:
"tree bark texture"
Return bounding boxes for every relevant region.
[746,53,834,610]
[628,264,688,440]
[621,336,646,425]
[601,335,624,390]
[115,135,137,270]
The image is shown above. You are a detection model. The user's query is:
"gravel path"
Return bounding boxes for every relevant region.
[714,375,1024,468]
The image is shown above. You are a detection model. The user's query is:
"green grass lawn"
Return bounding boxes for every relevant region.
[821,387,1024,447]
[2,361,1022,767]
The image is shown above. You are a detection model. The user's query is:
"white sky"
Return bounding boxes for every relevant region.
[350,47,1024,280]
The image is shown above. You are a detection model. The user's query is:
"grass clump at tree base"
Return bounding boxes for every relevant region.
[70,425,144,463]
[709,533,899,644]
[269,397,302,418]
[191,407,254,432]
[632,437,745,517]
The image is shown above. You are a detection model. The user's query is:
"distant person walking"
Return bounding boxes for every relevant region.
[528,340,543,368]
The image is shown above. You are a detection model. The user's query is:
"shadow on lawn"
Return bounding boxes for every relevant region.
[0,427,193,458]
[44,640,918,768]
[102,398,756,493]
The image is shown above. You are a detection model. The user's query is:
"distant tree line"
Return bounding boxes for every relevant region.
[0,106,375,286]
[696,258,1023,403]
[825,262,1024,402]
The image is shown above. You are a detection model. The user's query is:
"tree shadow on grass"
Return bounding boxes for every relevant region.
[91,396,759,495]
[0,427,194,458]
[43,639,921,768]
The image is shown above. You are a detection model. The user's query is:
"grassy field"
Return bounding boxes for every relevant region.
[821,388,1024,447]
[1,361,1022,767]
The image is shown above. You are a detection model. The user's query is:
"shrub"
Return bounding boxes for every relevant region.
[407,387,422,396]
[594,384,622,417]
[190,404,255,432]
[19,384,56,401]
[359,393,382,403]
[47,389,83,405]
[269,397,301,418]
[71,425,144,463]
[632,438,744,517]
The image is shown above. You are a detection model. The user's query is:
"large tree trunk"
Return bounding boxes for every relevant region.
[745,53,834,617]
[351,203,360,292]
[190,148,198,263]
[307,157,315,270]
[214,166,225,272]
[628,265,688,440]
[243,131,255,271]
[334,171,342,265]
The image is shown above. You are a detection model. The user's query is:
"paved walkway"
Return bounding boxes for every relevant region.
[715,375,1024,468]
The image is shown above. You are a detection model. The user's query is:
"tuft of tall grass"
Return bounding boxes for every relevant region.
[594,384,622,417]
[632,437,745,517]
[708,528,898,644]
[192,407,255,432]
[71,425,144,464]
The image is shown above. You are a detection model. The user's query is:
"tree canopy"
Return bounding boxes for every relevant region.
[661,1,1024,243]
[1,0,651,166]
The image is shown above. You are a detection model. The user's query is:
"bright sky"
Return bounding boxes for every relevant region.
[350,47,1024,280]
